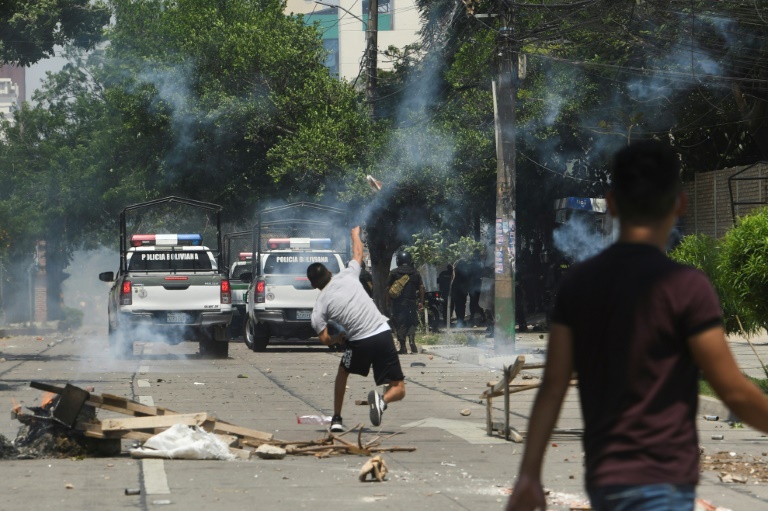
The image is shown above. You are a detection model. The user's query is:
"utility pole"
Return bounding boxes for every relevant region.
[365,0,379,116]
[492,4,517,352]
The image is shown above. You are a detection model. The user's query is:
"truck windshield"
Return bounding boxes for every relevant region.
[230,262,252,280]
[263,253,340,275]
[127,250,214,271]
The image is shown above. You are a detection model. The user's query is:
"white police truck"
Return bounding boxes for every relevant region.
[240,203,348,351]
[99,197,232,358]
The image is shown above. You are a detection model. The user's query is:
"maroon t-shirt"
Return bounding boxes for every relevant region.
[552,243,722,487]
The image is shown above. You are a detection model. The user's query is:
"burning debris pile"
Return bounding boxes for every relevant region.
[5,382,415,463]
[4,389,110,460]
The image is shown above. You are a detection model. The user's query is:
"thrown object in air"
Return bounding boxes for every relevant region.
[366,175,383,193]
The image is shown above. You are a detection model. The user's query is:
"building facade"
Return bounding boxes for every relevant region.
[0,65,25,124]
[285,0,421,81]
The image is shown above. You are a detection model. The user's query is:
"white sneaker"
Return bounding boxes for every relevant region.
[330,415,344,433]
[368,390,386,426]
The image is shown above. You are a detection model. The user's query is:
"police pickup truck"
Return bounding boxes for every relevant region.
[240,202,348,351]
[98,197,232,358]
[242,239,344,351]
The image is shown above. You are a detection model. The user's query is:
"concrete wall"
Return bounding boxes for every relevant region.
[681,162,768,238]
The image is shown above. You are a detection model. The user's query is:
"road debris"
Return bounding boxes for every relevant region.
[255,444,287,459]
[359,455,388,481]
[7,382,415,464]
[701,450,768,483]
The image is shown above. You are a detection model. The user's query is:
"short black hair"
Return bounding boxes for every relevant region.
[307,262,332,289]
[610,140,681,222]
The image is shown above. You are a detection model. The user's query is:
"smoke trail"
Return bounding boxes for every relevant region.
[552,213,614,263]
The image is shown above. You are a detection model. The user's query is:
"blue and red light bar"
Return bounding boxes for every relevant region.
[239,252,253,260]
[267,238,332,250]
[130,234,203,247]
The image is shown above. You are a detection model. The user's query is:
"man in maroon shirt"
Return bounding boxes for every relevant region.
[506,140,768,511]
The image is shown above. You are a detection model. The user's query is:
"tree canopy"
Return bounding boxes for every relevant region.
[0,0,110,66]
[2,0,768,322]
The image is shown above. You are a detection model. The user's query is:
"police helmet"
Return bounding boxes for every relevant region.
[396,251,412,266]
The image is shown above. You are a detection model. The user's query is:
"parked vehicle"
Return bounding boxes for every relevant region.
[240,203,348,351]
[98,197,232,358]
[222,230,252,337]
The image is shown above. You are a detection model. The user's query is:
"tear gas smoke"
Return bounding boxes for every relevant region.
[552,214,615,263]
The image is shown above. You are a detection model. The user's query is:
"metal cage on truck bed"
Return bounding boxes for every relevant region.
[223,230,253,274]
[119,196,224,274]
[251,202,349,276]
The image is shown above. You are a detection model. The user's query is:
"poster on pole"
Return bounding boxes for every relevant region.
[495,218,504,274]
[508,218,516,272]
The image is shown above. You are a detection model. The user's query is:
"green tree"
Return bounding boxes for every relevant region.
[0,53,123,319]
[102,0,374,213]
[0,0,373,321]
[0,0,110,66]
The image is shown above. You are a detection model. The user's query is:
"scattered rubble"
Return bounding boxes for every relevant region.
[700,451,768,484]
[6,381,416,463]
[255,444,287,460]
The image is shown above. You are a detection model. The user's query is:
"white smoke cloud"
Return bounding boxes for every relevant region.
[552,213,615,263]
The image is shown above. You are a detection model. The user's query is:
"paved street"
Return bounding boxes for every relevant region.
[1,326,767,510]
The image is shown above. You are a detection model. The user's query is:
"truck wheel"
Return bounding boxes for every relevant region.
[199,328,229,358]
[108,324,133,358]
[243,316,269,352]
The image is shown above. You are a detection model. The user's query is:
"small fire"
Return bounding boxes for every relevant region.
[11,397,21,415]
[40,392,57,409]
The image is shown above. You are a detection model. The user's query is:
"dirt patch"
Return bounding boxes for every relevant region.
[700,451,768,484]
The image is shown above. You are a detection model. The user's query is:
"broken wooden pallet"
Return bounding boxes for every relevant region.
[28,382,413,460]
[30,381,179,417]
[28,381,274,451]
[479,355,577,442]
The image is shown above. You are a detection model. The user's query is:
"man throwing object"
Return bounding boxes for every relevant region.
[308,226,405,432]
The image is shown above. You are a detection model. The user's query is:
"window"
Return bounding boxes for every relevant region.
[362,0,391,14]
[361,0,392,30]
[323,39,339,77]
[128,249,214,271]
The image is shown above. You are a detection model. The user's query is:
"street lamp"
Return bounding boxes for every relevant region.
[314,0,366,26]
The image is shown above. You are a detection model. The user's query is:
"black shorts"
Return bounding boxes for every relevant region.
[339,330,404,385]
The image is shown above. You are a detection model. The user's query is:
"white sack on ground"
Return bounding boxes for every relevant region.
[130,424,236,460]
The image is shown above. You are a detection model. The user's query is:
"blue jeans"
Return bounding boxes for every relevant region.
[587,484,696,511]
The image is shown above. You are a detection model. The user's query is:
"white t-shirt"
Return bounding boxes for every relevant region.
[311,259,390,341]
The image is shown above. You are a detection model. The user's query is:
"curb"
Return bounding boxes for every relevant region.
[698,395,737,423]
[425,345,738,424]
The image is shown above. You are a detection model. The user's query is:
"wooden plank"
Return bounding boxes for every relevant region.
[30,382,181,418]
[79,421,154,441]
[213,421,273,442]
[100,394,178,416]
[102,412,209,431]
[491,421,523,442]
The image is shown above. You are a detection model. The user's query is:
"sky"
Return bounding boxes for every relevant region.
[25,55,67,102]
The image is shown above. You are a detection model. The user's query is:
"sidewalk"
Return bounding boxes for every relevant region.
[424,327,768,510]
